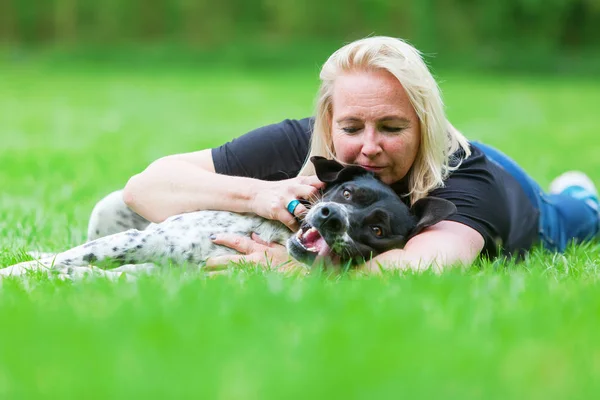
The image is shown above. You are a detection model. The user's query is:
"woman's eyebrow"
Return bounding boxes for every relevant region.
[336,116,411,123]
[336,117,362,123]
[379,116,410,123]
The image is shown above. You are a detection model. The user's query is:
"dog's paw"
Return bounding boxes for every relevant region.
[0,260,52,277]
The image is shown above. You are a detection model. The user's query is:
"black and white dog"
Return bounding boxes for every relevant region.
[1,157,455,279]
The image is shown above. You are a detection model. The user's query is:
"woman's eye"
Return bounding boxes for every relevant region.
[382,126,403,133]
[342,189,351,199]
[371,226,383,237]
[342,127,360,134]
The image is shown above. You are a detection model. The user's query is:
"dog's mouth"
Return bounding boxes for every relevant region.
[287,223,345,265]
[295,224,332,257]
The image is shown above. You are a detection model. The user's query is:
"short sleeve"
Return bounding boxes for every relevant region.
[211,118,313,181]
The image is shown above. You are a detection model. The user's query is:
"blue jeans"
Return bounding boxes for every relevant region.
[474,143,599,252]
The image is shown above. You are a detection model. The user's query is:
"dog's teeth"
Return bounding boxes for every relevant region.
[296,237,307,250]
[302,227,318,240]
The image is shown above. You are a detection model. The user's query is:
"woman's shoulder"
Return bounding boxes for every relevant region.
[449,141,486,170]
[441,142,505,193]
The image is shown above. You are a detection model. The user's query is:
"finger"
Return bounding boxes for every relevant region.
[276,261,309,275]
[292,203,309,218]
[284,197,308,218]
[206,270,230,278]
[279,210,300,232]
[205,254,247,269]
[250,232,271,246]
[301,175,326,189]
[210,233,265,254]
[206,253,275,270]
[295,184,323,201]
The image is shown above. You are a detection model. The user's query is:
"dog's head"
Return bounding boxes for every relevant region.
[287,156,456,266]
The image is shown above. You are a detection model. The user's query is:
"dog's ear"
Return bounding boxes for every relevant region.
[310,156,372,183]
[407,197,457,239]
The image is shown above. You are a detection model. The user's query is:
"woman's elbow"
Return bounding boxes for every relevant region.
[122,177,164,223]
[123,174,144,212]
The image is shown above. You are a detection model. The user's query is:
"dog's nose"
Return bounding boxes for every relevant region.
[314,205,344,233]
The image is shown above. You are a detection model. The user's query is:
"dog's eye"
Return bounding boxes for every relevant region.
[371,226,383,237]
[342,189,351,199]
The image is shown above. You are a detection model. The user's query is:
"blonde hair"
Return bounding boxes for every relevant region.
[297,36,471,204]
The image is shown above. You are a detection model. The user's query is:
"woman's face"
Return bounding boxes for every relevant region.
[330,69,421,185]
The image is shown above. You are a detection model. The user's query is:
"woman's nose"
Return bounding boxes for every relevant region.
[361,128,382,158]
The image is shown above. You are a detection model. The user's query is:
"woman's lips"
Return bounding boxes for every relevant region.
[360,165,385,172]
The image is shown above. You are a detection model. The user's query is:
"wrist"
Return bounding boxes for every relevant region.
[243,178,269,214]
[222,177,265,214]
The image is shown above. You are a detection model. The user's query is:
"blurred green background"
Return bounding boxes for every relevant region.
[1,0,599,73]
[2,3,600,398]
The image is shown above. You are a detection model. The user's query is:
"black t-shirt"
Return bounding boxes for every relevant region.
[212,117,540,259]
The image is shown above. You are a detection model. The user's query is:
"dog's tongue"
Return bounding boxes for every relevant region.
[303,228,331,256]
[316,237,331,256]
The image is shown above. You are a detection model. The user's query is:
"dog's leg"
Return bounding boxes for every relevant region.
[87,190,150,241]
[19,190,151,266]
[55,263,158,281]
[0,229,157,278]
[0,258,158,281]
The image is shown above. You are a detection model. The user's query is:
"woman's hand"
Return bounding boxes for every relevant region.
[250,176,325,231]
[205,232,307,274]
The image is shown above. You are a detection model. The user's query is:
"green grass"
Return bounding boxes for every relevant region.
[1,57,600,398]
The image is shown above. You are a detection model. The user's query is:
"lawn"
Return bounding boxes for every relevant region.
[1,55,600,398]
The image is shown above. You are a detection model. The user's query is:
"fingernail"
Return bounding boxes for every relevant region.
[209,234,216,240]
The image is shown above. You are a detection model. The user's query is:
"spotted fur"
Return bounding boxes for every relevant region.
[1,190,290,280]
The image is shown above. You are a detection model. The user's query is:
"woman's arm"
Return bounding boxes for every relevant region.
[205,220,485,273]
[122,149,324,229]
[363,221,485,273]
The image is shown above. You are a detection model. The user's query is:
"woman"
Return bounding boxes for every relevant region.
[119,36,600,272]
